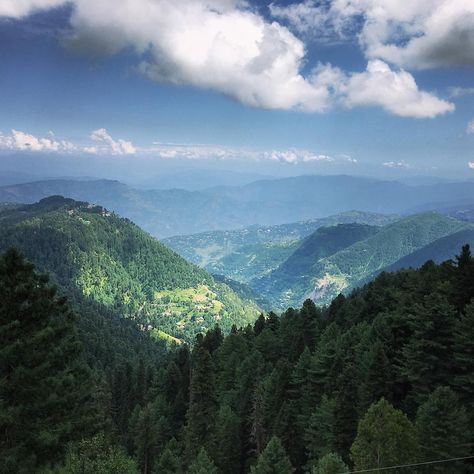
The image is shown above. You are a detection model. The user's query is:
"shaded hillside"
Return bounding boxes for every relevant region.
[0,196,260,342]
[253,213,473,308]
[370,228,474,276]
[253,223,380,308]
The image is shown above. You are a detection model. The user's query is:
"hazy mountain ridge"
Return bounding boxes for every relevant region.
[1,175,474,238]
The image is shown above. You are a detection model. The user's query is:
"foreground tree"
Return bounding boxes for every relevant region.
[312,453,348,474]
[351,398,419,474]
[60,434,138,473]
[0,249,96,473]
[416,387,472,474]
[250,436,293,474]
[187,448,217,474]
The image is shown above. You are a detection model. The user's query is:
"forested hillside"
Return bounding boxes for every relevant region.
[105,245,474,473]
[0,196,260,342]
[254,212,473,309]
[164,211,397,283]
[4,245,472,472]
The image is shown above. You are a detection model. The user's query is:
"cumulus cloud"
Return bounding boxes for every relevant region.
[468,162,474,169]
[0,0,67,18]
[467,119,474,135]
[269,0,354,41]
[271,0,474,69]
[343,60,454,118]
[0,129,76,152]
[146,142,349,164]
[90,128,136,155]
[0,0,456,117]
[383,160,411,169]
[0,128,136,155]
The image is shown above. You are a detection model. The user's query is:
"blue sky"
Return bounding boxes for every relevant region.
[0,0,473,180]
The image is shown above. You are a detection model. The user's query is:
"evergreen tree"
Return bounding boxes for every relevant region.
[401,294,456,406]
[305,396,337,469]
[311,453,348,474]
[452,302,474,412]
[454,244,474,311]
[332,363,359,459]
[184,345,217,464]
[213,405,241,474]
[155,438,182,474]
[416,387,472,474]
[0,249,96,473]
[359,340,393,413]
[351,398,419,474]
[131,399,171,474]
[60,434,139,474]
[187,448,217,474]
[250,436,293,474]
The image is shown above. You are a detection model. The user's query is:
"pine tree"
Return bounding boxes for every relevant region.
[351,398,419,474]
[0,249,96,473]
[305,396,337,469]
[359,340,393,413]
[416,387,472,474]
[184,345,217,464]
[332,363,359,459]
[61,433,139,473]
[401,294,456,406]
[250,436,294,474]
[213,404,241,474]
[452,302,474,412]
[311,453,348,474]
[131,396,171,474]
[155,438,182,474]
[454,244,474,311]
[187,448,217,474]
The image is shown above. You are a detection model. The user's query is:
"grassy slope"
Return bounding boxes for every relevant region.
[0,196,260,342]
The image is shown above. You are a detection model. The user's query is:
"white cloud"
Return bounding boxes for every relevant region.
[343,60,454,118]
[90,128,136,155]
[0,0,67,18]
[468,162,474,169]
[145,142,355,165]
[272,0,474,69]
[466,119,474,135]
[0,129,76,152]
[269,0,353,41]
[448,87,474,98]
[383,160,411,169]
[0,0,456,118]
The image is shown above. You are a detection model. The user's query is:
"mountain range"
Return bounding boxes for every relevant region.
[1,175,474,237]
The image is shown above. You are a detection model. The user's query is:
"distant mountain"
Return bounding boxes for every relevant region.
[252,213,474,308]
[0,196,260,342]
[1,175,474,237]
[137,169,273,190]
[164,211,397,283]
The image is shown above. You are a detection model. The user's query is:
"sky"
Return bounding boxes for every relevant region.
[0,0,473,181]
